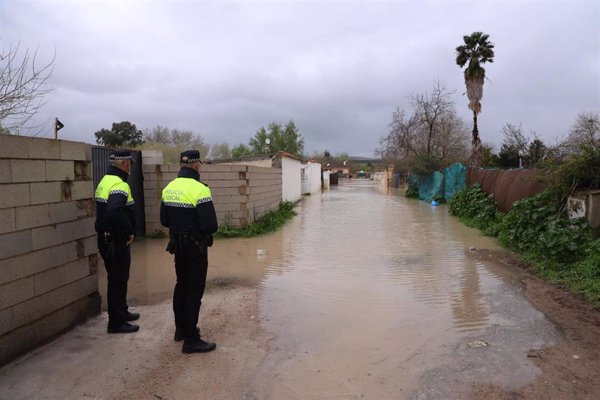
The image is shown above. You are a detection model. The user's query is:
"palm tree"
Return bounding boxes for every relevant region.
[456,32,495,167]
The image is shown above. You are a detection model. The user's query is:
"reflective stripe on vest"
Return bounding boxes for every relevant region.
[161,177,212,208]
[95,174,135,205]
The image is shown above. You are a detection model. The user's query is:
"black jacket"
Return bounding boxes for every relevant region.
[95,166,136,236]
[160,168,218,234]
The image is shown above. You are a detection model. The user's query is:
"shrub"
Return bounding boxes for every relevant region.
[498,190,594,265]
[448,184,500,233]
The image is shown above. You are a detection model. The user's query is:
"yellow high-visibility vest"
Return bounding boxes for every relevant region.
[95,174,134,205]
[162,177,212,208]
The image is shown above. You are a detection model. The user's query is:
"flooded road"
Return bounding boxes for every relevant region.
[100,179,561,399]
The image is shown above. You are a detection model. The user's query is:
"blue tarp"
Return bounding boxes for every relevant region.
[418,171,444,202]
[444,162,467,201]
[408,162,466,203]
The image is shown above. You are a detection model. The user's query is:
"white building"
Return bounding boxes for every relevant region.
[276,152,303,202]
[301,161,322,195]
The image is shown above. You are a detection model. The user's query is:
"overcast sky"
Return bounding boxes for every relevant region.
[1,0,599,156]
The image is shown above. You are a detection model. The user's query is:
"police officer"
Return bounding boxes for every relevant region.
[95,150,140,334]
[160,150,218,353]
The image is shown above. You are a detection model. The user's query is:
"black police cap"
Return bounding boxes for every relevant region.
[180,150,202,163]
[109,150,134,163]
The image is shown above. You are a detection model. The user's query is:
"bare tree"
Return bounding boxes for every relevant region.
[501,122,529,155]
[208,142,231,160]
[0,42,55,134]
[565,112,599,152]
[378,82,469,170]
[411,81,454,155]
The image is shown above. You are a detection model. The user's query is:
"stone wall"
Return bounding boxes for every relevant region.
[0,135,100,365]
[144,164,282,233]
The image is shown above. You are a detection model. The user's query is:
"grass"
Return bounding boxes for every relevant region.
[214,201,296,239]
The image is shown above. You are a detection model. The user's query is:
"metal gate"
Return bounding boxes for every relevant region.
[92,146,146,236]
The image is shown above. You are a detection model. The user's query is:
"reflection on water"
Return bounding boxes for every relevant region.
[98,229,287,307]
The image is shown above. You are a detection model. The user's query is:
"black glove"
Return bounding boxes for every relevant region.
[207,234,214,247]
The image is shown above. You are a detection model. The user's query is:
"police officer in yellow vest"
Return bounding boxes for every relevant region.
[95,150,140,334]
[160,150,218,353]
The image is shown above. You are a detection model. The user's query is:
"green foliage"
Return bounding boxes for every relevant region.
[496,144,520,168]
[214,202,296,238]
[142,125,209,163]
[448,184,500,234]
[248,120,304,156]
[498,191,593,264]
[556,145,600,191]
[455,32,495,80]
[95,121,144,148]
[411,154,442,178]
[231,143,252,158]
[405,184,419,198]
[147,229,167,239]
[481,144,498,167]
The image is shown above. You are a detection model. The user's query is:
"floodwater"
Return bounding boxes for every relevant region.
[99,180,560,399]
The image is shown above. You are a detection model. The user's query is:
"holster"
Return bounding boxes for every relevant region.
[166,231,209,255]
[102,232,127,260]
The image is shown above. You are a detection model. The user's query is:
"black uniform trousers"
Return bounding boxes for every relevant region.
[98,235,131,325]
[173,242,208,339]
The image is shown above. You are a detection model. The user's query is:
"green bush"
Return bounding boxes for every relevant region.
[214,202,296,238]
[498,190,594,265]
[448,184,500,233]
[405,184,419,198]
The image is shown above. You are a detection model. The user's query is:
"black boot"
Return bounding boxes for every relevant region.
[182,337,216,353]
[108,321,139,334]
[124,312,140,321]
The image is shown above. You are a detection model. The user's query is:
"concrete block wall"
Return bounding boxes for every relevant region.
[0,135,100,365]
[144,163,282,233]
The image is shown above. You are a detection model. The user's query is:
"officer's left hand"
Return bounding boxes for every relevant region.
[126,234,135,246]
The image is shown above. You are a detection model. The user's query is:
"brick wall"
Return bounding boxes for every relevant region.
[143,163,282,233]
[0,135,100,365]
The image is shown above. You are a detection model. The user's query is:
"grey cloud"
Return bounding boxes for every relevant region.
[1,0,598,156]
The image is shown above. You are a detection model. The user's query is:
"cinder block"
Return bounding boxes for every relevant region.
[29,182,62,205]
[0,255,16,285]
[8,242,78,280]
[82,235,98,256]
[12,275,97,329]
[0,135,28,159]
[33,258,89,295]
[142,164,160,173]
[71,181,93,200]
[0,208,16,234]
[46,160,74,181]
[59,140,89,160]
[0,276,34,309]
[31,222,73,250]
[71,217,95,239]
[75,199,94,218]
[10,160,46,183]
[207,179,247,188]
[49,202,77,224]
[27,137,60,159]
[74,161,91,181]
[0,230,32,259]
[0,307,14,336]
[0,318,36,365]
[0,183,30,209]
[0,160,11,183]
[15,204,50,230]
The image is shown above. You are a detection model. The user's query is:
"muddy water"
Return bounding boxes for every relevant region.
[99,180,560,399]
[248,181,560,399]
